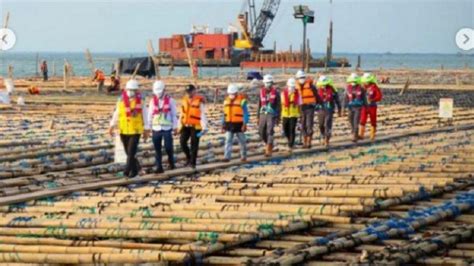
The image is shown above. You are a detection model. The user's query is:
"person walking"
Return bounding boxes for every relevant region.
[315,76,341,147]
[295,70,318,148]
[108,79,149,178]
[281,78,302,154]
[360,73,383,141]
[257,74,281,157]
[343,73,366,142]
[179,84,208,169]
[147,80,178,173]
[222,83,249,162]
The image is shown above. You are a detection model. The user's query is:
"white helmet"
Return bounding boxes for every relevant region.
[296,70,306,79]
[227,83,239,94]
[263,74,274,84]
[153,80,165,95]
[287,78,296,88]
[125,79,139,90]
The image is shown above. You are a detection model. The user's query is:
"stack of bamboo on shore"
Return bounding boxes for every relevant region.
[0,128,472,264]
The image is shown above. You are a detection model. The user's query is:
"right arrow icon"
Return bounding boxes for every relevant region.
[456,28,474,51]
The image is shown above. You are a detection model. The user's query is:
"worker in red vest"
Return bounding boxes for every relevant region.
[179,84,208,169]
[93,68,106,93]
[281,78,302,154]
[360,73,383,141]
[147,80,178,174]
[222,83,249,162]
[343,73,366,142]
[315,76,341,147]
[257,74,281,157]
[108,79,150,178]
[295,70,318,148]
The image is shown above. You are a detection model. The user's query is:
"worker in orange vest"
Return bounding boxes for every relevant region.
[295,70,318,148]
[179,84,208,169]
[222,83,249,162]
[93,68,106,93]
[108,79,150,178]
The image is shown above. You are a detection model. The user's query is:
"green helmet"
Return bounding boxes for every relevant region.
[361,73,377,84]
[346,73,361,84]
[316,75,334,88]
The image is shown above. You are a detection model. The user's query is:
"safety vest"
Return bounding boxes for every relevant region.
[297,80,316,105]
[96,70,105,81]
[118,92,144,135]
[152,95,173,127]
[317,86,335,110]
[281,89,300,118]
[347,84,364,107]
[224,95,245,123]
[260,86,278,114]
[181,94,204,129]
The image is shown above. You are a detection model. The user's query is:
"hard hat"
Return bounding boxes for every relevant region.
[346,73,361,84]
[153,80,165,95]
[316,75,334,88]
[227,83,239,94]
[287,78,296,88]
[185,84,196,93]
[296,70,306,79]
[125,79,139,90]
[263,74,274,83]
[361,73,377,84]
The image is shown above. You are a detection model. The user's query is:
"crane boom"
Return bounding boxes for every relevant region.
[250,0,280,47]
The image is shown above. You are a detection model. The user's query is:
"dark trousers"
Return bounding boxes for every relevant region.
[348,107,362,135]
[120,134,141,177]
[152,130,175,169]
[301,106,315,137]
[180,126,201,167]
[318,110,334,139]
[43,72,48,81]
[258,113,276,145]
[282,117,298,148]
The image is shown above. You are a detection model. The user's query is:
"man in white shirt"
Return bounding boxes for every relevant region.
[147,80,178,173]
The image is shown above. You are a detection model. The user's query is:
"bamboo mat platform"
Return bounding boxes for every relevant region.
[0,88,474,264]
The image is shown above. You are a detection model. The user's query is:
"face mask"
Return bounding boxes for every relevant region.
[298,78,305,84]
[289,87,295,93]
[229,94,236,99]
[264,82,272,88]
[126,90,135,97]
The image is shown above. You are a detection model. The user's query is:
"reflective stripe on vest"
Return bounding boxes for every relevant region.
[152,95,173,127]
[181,95,203,126]
[224,95,244,123]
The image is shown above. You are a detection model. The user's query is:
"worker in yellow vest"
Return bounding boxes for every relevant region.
[222,83,249,162]
[295,70,318,148]
[108,79,150,178]
[281,78,302,154]
[179,84,208,169]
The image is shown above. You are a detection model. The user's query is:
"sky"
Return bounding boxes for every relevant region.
[0,0,472,54]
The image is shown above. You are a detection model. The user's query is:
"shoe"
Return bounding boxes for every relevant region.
[359,126,365,140]
[240,157,247,162]
[153,167,164,174]
[223,158,231,162]
[352,133,358,143]
[265,144,273,157]
[168,164,176,171]
[324,137,330,147]
[370,126,376,141]
[288,148,293,155]
[308,136,312,148]
[303,136,308,148]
